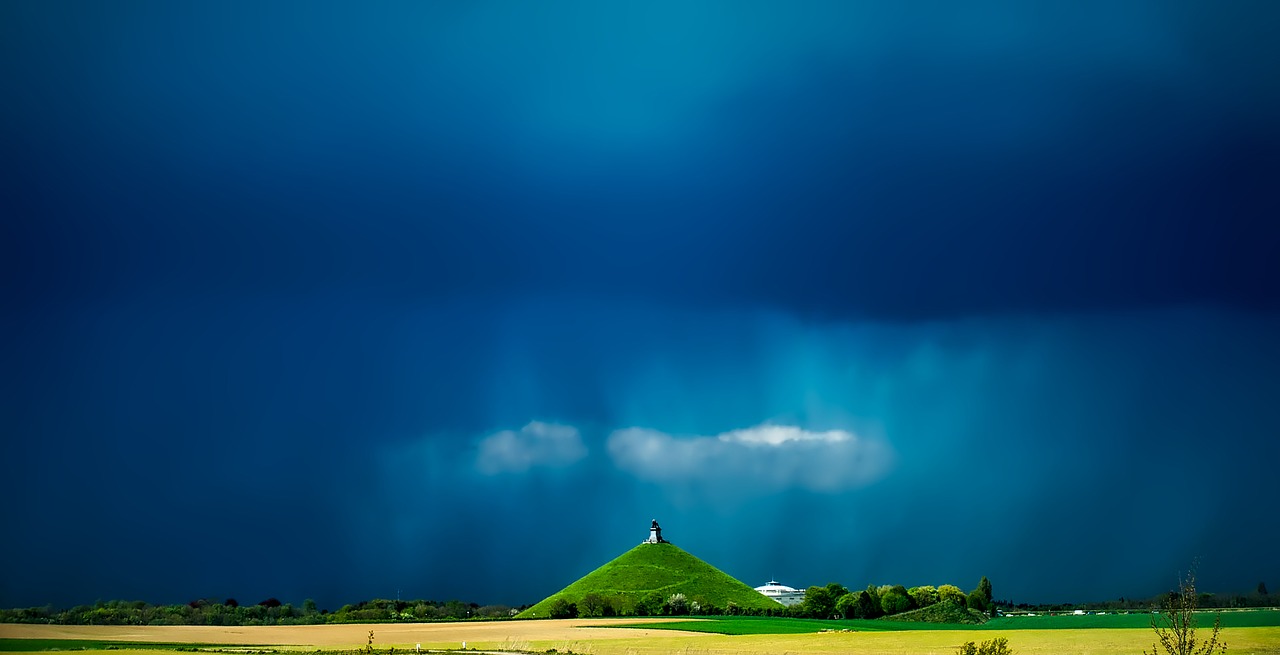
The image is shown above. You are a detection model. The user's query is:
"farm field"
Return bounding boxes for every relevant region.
[3,616,1279,655]
[0,620,699,649]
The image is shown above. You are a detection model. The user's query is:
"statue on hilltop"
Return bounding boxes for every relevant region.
[645,519,666,544]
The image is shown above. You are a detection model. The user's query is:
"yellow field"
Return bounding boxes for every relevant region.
[0,620,700,649]
[3,621,1279,655]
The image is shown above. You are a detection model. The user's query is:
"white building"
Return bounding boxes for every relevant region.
[755,580,806,606]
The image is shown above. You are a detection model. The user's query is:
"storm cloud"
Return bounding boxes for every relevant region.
[2,0,1278,612]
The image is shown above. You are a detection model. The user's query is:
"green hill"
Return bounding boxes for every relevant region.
[517,542,779,618]
[881,600,989,625]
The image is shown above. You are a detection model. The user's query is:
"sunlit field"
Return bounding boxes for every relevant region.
[4,617,1280,655]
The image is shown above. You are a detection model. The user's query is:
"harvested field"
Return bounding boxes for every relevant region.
[3,621,1279,655]
[0,619,707,649]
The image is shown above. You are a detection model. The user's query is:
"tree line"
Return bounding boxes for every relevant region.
[0,598,521,626]
[1001,581,1272,614]
[545,577,996,619]
[808,577,996,619]
[4,578,1269,625]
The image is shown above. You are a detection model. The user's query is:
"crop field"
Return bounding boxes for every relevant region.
[3,615,1279,655]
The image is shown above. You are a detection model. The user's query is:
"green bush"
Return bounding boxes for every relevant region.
[957,637,1012,655]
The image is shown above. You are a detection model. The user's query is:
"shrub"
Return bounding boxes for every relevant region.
[957,637,1012,655]
[1146,567,1226,655]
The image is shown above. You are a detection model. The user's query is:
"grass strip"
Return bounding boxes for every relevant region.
[617,609,1280,635]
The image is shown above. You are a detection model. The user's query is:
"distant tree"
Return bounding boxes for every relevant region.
[909,586,939,608]
[864,585,884,618]
[980,577,997,617]
[1258,582,1268,596]
[224,599,238,608]
[441,600,468,618]
[854,591,880,619]
[968,590,988,613]
[257,598,282,609]
[302,599,317,615]
[880,589,913,615]
[832,592,857,618]
[663,593,689,616]
[633,592,663,617]
[724,601,740,616]
[476,604,515,619]
[803,586,836,619]
[1146,567,1226,655]
[579,593,606,618]
[548,598,578,619]
[938,585,967,607]
[826,583,850,599]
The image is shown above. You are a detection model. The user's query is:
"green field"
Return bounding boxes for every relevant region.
[623,609,1280,635]
[989,610,1280,630]
[518,542,778,618]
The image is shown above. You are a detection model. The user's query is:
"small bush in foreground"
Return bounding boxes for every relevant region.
[1146,567,1226,655]
[957,636,1012,655]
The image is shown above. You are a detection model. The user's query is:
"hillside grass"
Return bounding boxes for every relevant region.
[517,543,779,618]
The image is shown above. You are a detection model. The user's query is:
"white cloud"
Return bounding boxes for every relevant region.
[475,421,587,474]
[606,423,892,493]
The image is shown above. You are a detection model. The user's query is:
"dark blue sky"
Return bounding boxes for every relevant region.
[2,1,1278,610]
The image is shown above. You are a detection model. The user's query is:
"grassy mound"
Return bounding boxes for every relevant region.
[881,601,989,625]
[517,542,778,618]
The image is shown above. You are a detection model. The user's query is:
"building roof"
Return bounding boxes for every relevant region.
[755,580,800,593]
